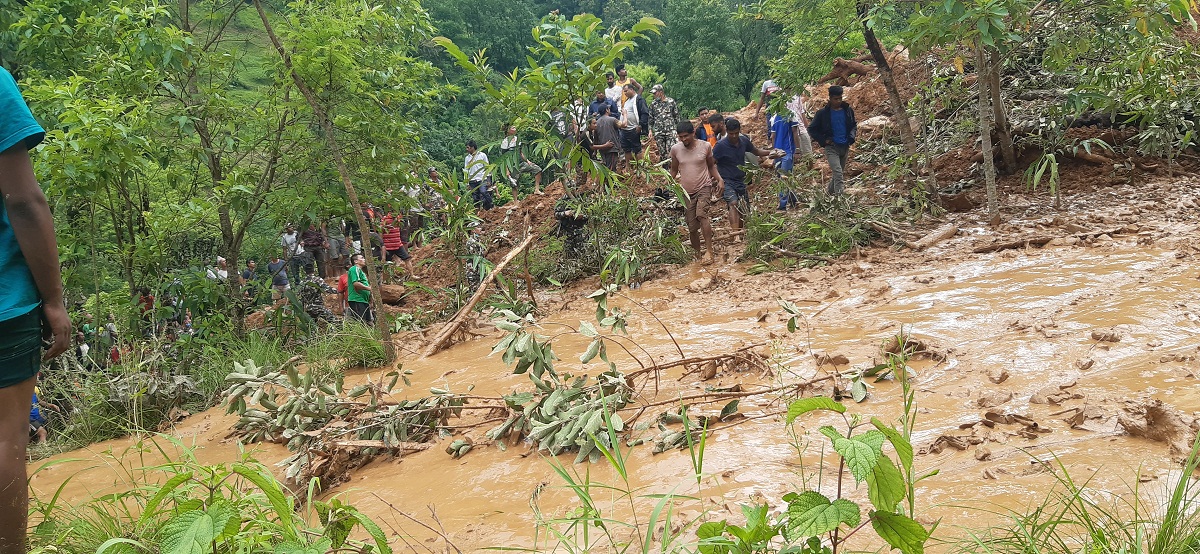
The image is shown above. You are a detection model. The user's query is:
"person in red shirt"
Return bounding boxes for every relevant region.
[381,223,416,278]
[137,287,155,337]
[336,270,349,314]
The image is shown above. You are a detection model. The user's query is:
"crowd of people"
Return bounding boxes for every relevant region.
[461,63,860,266]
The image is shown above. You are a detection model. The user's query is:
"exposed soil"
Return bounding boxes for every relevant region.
[33,167,1200,551]
[40,48,1200,552]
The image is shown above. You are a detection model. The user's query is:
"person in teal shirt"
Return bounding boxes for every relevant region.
[346,253,373,323]
[0,66,71,552]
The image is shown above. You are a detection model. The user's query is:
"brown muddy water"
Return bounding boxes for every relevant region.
[31,236,1200,552]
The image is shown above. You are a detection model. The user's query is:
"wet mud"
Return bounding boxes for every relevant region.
[32,176,1200,551]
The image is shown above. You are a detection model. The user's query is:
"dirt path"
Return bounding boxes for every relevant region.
[31,175,1200,552]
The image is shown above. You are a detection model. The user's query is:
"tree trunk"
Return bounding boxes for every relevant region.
[856,2,938,203]
[253,0,395,362]
[218,205,246,338]
[987,46,1017,174]
[977,44,1000,226]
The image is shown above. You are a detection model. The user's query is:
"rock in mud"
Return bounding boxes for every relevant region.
[977,390,1014,408]
[1090,328,1123,343]
[1076,358,1095,370]
[1119,399,1198,461]
[1030,382,1077,405]
[1160,353,1196,363]
[700,360,718,381]
[815,353,850,367]
[687,277,713,293]
[1046,237,1080,247]
[380,284,406,305]
[987,367,1010,384]
[974,446,993,461]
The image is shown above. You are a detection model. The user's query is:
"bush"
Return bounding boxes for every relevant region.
[29,438,393,554]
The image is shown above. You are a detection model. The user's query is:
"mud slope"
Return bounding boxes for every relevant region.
[32,175,1200,552]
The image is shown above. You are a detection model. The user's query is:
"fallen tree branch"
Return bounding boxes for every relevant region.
[908,222,958,250]
[972,227,1126,254]
[328,440,432,451]
[626,343,769,380]
[423,233,536,357]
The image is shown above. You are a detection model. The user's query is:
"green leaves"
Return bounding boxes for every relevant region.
[158,502,236,554]
[821,427,882,483]
[786,397,846,423]
[866,456,906,511]
[783,491,860,539]
[871,511,930,554]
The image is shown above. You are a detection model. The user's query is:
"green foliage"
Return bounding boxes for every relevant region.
[957,437,1200,554]
[28,441,392,554]
[438,11,662,182]
[744,200,871,264]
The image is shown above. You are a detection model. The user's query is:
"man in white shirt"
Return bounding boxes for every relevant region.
[500,126,543,194]
[463,140,493,210]
[279,224,304,280]
[618,84,643,167]
[604,72,622,104]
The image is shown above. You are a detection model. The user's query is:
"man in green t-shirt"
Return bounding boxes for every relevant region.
[346,253,372,323]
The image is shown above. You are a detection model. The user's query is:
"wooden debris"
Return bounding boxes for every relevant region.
[423,233,536,357]
[908,223,959,250]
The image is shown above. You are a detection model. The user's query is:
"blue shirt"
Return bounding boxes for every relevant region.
[830,108,849,145]
[770,115,795,152]
[31,392,44,423]
[0,68,45,323]
[712,136,756,186]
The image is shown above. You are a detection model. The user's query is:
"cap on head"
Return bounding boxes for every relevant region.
[651,84,664,93]
[829,85,844,97]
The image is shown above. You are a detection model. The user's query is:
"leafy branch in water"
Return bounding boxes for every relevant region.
[223,359,472,484]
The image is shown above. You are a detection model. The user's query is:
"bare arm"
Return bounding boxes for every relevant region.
[0,145,70,360]
[669,154,680,180]
[706,149,724,194]
[748,142,778,158]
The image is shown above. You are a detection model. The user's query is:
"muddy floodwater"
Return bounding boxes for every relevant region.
[31,230,1200,551]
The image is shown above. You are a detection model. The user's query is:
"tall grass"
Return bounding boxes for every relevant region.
[956,438,1200,554]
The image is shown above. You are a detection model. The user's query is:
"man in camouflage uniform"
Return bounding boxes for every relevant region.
[462,224,486,291]
[648,84,680,164]
[296,274,339,324]
[554,193,589,259]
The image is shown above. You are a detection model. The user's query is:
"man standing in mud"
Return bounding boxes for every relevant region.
[808,85,858,195]
[648,84,680,164]
[713,118,780,237]
[464,140,493,210]
[346,253,372,324]
[0,66,71,553]
[618,83,643,169]
[670,121,724,264]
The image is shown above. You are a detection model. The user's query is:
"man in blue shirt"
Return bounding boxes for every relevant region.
[0,66,71,551]
[712,117,779,236]
[589,91,617,118]
[807,85,858,195]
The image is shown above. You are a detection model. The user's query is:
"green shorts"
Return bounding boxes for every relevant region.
[0,306,42,388]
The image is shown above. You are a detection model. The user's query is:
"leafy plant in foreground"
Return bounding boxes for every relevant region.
[28,437,392,554]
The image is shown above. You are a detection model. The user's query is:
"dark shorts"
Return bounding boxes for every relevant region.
[0,306,42,389]
[620,129,642,154]
[387,246,411,261]
[347,301,373,324]
[722,180,749,204]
